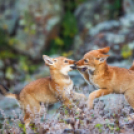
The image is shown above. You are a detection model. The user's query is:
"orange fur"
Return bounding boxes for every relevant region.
[76,47,134,109]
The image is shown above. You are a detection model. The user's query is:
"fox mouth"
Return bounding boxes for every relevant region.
[75,66,87,72]
[70,65,77,70]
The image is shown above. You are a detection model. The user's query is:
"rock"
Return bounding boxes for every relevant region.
[98,94,129,114]
[0,60,4,69]
[73,0,115,59]
[73,0,134,61]
[108,60,133,69]
[69,70,85,86]
[14,0,62,59]
[74,0,113,32]
[89,21,120,36]
[120,13,134,27]
[0,0,19,35]
[0,0,63,59]
[73,13,134,61]
[123,0,134,14]
[0,97,20,121]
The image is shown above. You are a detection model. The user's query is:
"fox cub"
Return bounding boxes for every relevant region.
[75,47,134,110]
[0,55,86,126]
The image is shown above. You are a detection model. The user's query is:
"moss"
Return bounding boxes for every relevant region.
[121,45,133,59]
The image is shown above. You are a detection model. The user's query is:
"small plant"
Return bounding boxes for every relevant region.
[95,124,103,133]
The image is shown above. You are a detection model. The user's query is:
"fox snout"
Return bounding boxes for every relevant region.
[70,60,77,70]
[75,59,84,66]
[75,60,85,68]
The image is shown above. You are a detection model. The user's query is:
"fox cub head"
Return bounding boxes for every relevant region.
[43,55,76,75]
[75,47,110,72]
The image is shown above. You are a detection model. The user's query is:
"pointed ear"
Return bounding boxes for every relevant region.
[98,55,109,63]
[42,55,53,65]
[98,47,110,54]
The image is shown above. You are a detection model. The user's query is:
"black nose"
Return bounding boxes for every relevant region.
[70,64,77,70]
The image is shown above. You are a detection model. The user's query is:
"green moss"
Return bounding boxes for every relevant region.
[121,45,133,59]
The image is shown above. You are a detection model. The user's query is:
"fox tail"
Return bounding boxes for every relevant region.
[0,84,19,100]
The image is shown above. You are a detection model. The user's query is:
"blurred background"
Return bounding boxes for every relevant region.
[0,0,134,117]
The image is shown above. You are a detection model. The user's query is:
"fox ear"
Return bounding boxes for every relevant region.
[99,47,110,54]
[42,55,53,65]
[98,55,109,63]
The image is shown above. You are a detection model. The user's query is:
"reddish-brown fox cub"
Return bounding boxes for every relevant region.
[0,55,86,126]
[75,47,134,110]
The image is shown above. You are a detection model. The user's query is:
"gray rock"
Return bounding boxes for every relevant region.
[74,14,134,60]
[108,60,133,69]
[2,0,63,59]
[0,97,20,120]
[75,0,112,32]
[120,14,134,27]
[0,97,19,110]
[0,60,4,69]
[105,33,125,44]
[0,0,19,34]
[73,1,134,60]
[98,94,129,114]
[89,21,120,36]
[123,0,134,14]
[0,71,4,78]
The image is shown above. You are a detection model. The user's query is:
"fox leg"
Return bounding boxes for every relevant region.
[88,89,113,109]
[124,90,134,121]
[24,112,31,127]
[21,95,41,127]
[124,90,134,109]
[24,106,41,127]
[24,105,40,127]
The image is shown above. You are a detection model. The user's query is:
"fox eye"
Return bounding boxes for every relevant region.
[64,60,68,63]
[84,59,88,63]
[54,59,57,62]
[96,58,100,60]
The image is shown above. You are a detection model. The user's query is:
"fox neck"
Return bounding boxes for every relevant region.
[50,69,71,84]
[94,61,108,75]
